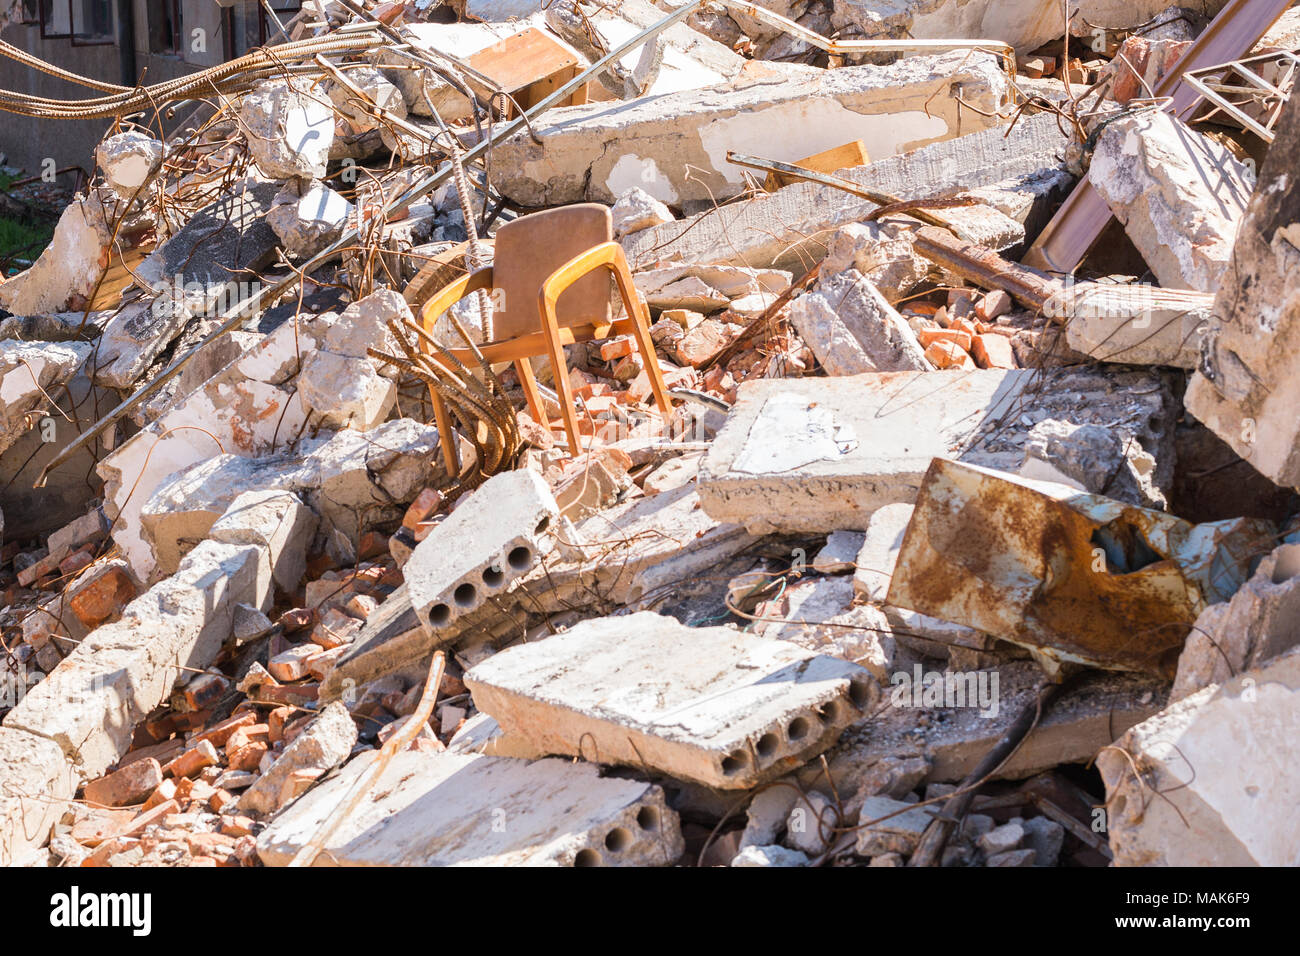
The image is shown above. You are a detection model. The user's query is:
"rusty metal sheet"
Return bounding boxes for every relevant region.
[886,459,1274,677]
[1021,0,1294,275]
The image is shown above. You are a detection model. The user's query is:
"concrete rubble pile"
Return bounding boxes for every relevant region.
[0,0,1297,869]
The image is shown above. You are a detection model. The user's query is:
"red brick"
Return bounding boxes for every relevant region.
[975,290,1012,321]
[267,706,294,744]
[191,711,258,749]
[226,723,270,753]
[918,327,972,351]
[162,740,219,778]
[218,815,256,838]
[16,546,68,587]
[599,336,634,361]
[971,333,1017,369]
[924,340,969,369]
[402,487,444,529]
[280,607,315,633]
[142,778,178,812]
[83,758,163,808]
[71,808,135,846]
[68,566,137,628]
[253,682,319,706]
[117,799,181,839]
[225,741,269,773]
[183,673,229,711]
[58,547,94,578]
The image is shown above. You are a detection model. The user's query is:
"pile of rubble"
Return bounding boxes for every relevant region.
[1,0,1298,868]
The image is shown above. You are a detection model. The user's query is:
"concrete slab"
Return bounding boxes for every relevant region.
[406,468,558,636]
[697,367,1175,534]
[465,612,877,789]
[1185,92,1300,486]
[256,749,683,866]
[828,662,1167,784]
[492,51,1007,208]
[623,112,1071,273]
[323,484,757,698]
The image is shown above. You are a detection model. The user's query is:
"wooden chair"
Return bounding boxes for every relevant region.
[417,203,673,471]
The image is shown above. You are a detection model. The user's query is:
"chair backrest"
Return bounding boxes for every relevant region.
[491,203,613,341]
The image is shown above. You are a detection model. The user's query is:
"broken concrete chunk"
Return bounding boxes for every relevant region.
[95,180,282,390]
[5,538,266,781]
[1098,646,1300,866]
[139,419,446,577]
[299,349,397,430]
[0,190,114,316]
[239,78,335,180]
[854,795,932,857]
[1022,816,1064,867]
[95,130,163,200]
[238,701,357,816]
[0,727,78,866]
[833,661,1165,784]
[493,51,1008,208]
[854,502,913,602]
[257,749,683,866]
[406,468,559,636]
[819,220,934,302]
[266,180,354,259]
[1089,110,1253,292]
[829,0,1225,56]
[1055,282,1212,369]
[611,186,674,238]
[731,844,809,867]
[784,791,837,854]
[1184,92,1300,487]
[0,340,92,457]
[813,530,865,574]
[633,264,789,312]
[1019,419,1165,510]
[207,489,316,593]
[1172,543,1300,702]
[698,367,1175,535]
[887,459,1273,677]
[465,612,877,789]
[325,66,406,133]
[788,270,931,375]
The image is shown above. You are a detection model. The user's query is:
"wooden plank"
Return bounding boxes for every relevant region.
[764,140,869,191]
[87,242,153,312]
[466,27,585,116]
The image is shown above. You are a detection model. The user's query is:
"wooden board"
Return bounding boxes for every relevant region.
[86,242,153,312]
[466,27,586,116]
[764,140,870,191]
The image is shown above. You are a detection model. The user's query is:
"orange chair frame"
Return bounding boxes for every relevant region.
[419,240,673,471]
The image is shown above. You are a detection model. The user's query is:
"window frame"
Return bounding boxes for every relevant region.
[222,0,302,59]
[146,0,184,55]
[38,0,71,39]
[68,0,117,47]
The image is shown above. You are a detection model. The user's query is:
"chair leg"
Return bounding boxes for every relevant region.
[514,358,548,429]
[616,271,674,420]
[429,386,462,476]
[538,304,582,456]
